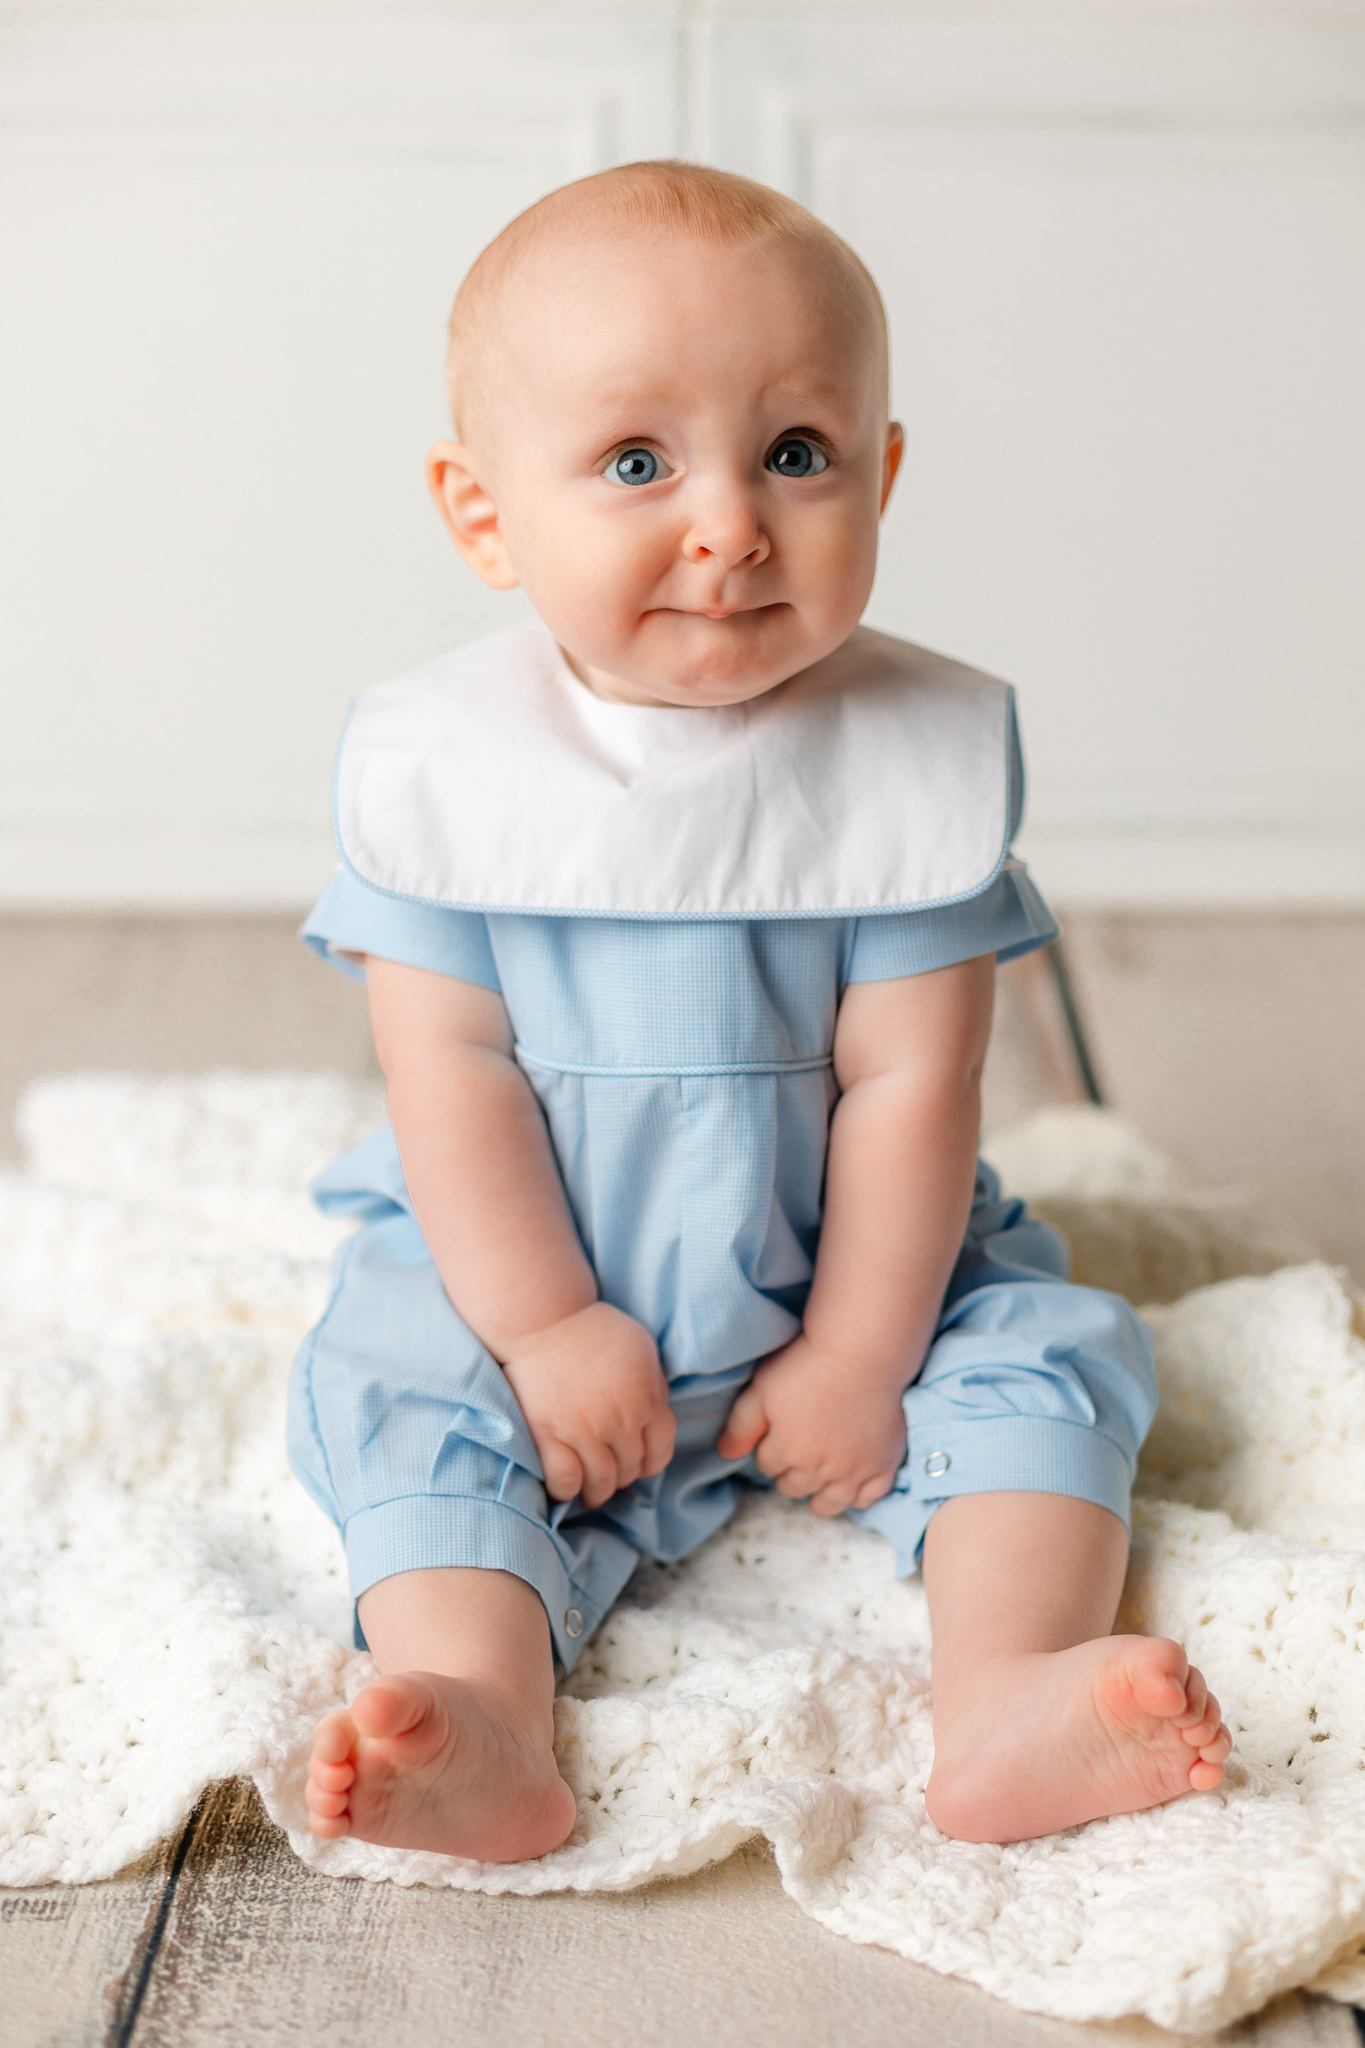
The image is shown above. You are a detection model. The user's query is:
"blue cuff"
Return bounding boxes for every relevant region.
[850,1417,1133,1574]
[343,1493,636,1671]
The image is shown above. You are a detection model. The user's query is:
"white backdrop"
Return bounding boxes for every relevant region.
[2,0,1363,909]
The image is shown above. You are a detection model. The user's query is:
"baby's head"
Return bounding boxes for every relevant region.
[427,160,902,708]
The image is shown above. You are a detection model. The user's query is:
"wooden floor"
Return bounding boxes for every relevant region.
[6,1780,1360,2048]
[3,910,1364,2047]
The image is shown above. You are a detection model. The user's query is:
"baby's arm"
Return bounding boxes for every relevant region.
[365,956,675,1507]
[718,952,995,1516]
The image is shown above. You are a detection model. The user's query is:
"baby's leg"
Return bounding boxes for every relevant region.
[923,1493,1230,1843]
[306,1566,577,1861]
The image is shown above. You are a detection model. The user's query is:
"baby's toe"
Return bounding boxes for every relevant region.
[306,1785,350,1820]
[1179,1688,1225,1747]
[1188,1755,1227,1792]
[1185,1719,1233,1792]
[310,1757,355,1793]
[310,1710,357,1764]
[1197,1721,1233,1764]
[304,1785,349,1818]
[1128,1642,1189,1717]
[1174,1667,1209,1727]
[350,1675,428,1741]
[307,1810,351,1839]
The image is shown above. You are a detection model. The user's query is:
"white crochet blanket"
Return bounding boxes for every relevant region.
[3,1075,1365,2034]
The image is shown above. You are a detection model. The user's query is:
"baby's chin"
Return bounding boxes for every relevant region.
[601,606,840,708]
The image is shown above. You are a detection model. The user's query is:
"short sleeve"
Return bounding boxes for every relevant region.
[845,864,1059,984]
[846,692,1056,983]
[300,868,501,991]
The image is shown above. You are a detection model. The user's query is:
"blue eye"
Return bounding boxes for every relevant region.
[766,437,828,478]
[609,447,663,486]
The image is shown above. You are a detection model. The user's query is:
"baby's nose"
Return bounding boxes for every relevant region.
[681,497,770,570]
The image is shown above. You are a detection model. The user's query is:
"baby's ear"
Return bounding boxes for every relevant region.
[880,422,905,515]
[425,442,520,590]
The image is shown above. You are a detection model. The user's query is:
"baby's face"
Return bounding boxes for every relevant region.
[430,234,901,707]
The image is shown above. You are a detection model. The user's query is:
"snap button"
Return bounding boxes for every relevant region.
[923,1450,951,1479]
[564,1607,584,1639]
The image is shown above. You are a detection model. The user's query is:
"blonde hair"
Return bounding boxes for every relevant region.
[445,159,888,437]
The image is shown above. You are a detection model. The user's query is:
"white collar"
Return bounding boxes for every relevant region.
[334,619,1015,919]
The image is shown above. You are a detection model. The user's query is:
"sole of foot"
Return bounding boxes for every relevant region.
[925,1633,1232,1844]
[305,1670,578,1862]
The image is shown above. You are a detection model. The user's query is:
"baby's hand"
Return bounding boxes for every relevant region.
[716,1334,907,1518]
[501,1302,676,1509]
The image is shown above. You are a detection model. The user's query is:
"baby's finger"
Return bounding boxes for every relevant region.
[717,1385,769,1461]
[753,1432,792,1480]
[606,1432,643,1493]
[808,1481,856,1519]
[577,1439,620,1510]
[774,1466,815,1500]
[642,1407,677,1476]
[850,1470,895,1511]
[540,1439,585,1504]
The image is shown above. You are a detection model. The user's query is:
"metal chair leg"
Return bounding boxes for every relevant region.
[1046,939,1105,1108]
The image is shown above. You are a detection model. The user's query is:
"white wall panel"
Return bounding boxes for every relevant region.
[702,5,1365,903]
[1,3,1362,907]
[0,12,679,905]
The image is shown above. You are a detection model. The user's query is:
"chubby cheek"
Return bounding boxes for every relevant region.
[780,500,881,634]
[504,496,665,658]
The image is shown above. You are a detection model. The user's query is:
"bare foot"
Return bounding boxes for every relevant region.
[305,1671,578,1861]
[926,1635,1232,1844]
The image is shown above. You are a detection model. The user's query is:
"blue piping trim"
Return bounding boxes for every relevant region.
[516,1048,833,1078]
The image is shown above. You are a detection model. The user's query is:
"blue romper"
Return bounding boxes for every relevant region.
[288,628,1157,1670]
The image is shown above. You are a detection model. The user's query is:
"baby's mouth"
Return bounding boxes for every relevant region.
[674,602,778,622]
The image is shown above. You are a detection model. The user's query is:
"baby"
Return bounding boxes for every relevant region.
[291,160,1230,1859]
